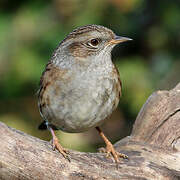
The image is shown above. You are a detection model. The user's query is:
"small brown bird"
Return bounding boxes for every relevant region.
[38,24,131,163]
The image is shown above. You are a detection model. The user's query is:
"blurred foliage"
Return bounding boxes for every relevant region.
[0,0,179,151]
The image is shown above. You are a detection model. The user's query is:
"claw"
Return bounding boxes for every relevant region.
[117,152,128,159]
[106,151,111,158]
[98,147,106,153]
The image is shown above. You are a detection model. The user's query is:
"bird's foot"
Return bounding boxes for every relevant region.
[96,127,128,164]
[99,142,128,163]
[48,127,70,161]
[51,135,70,162]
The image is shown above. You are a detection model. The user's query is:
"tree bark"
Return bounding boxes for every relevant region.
[0,83,180,180]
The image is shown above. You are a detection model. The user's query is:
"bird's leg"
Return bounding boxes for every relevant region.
[49,127,70,161]
[96,127,128,163]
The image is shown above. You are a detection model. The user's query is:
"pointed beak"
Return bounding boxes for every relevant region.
[109,36,132,45]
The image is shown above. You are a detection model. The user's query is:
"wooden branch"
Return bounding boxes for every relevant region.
[1,83,180,180]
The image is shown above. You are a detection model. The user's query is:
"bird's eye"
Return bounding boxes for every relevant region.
[86,38,100,48]
[90,39,99,46]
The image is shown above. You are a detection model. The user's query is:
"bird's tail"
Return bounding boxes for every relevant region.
[38,121,58,130]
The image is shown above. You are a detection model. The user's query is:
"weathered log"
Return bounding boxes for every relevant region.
[0,83,180,180]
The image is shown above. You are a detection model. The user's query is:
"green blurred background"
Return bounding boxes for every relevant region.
[0,0,180,152]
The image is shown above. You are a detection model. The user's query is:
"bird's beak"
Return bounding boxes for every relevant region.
[109,36,132,45]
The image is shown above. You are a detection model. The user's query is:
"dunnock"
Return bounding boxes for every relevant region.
[38,24,131,163]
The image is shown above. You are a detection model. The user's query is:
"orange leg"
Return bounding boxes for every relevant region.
[49,127,70,162]
[96,127,128,163]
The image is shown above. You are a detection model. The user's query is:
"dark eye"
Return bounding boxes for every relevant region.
[90,39,99,46]
[85,38,101,49]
